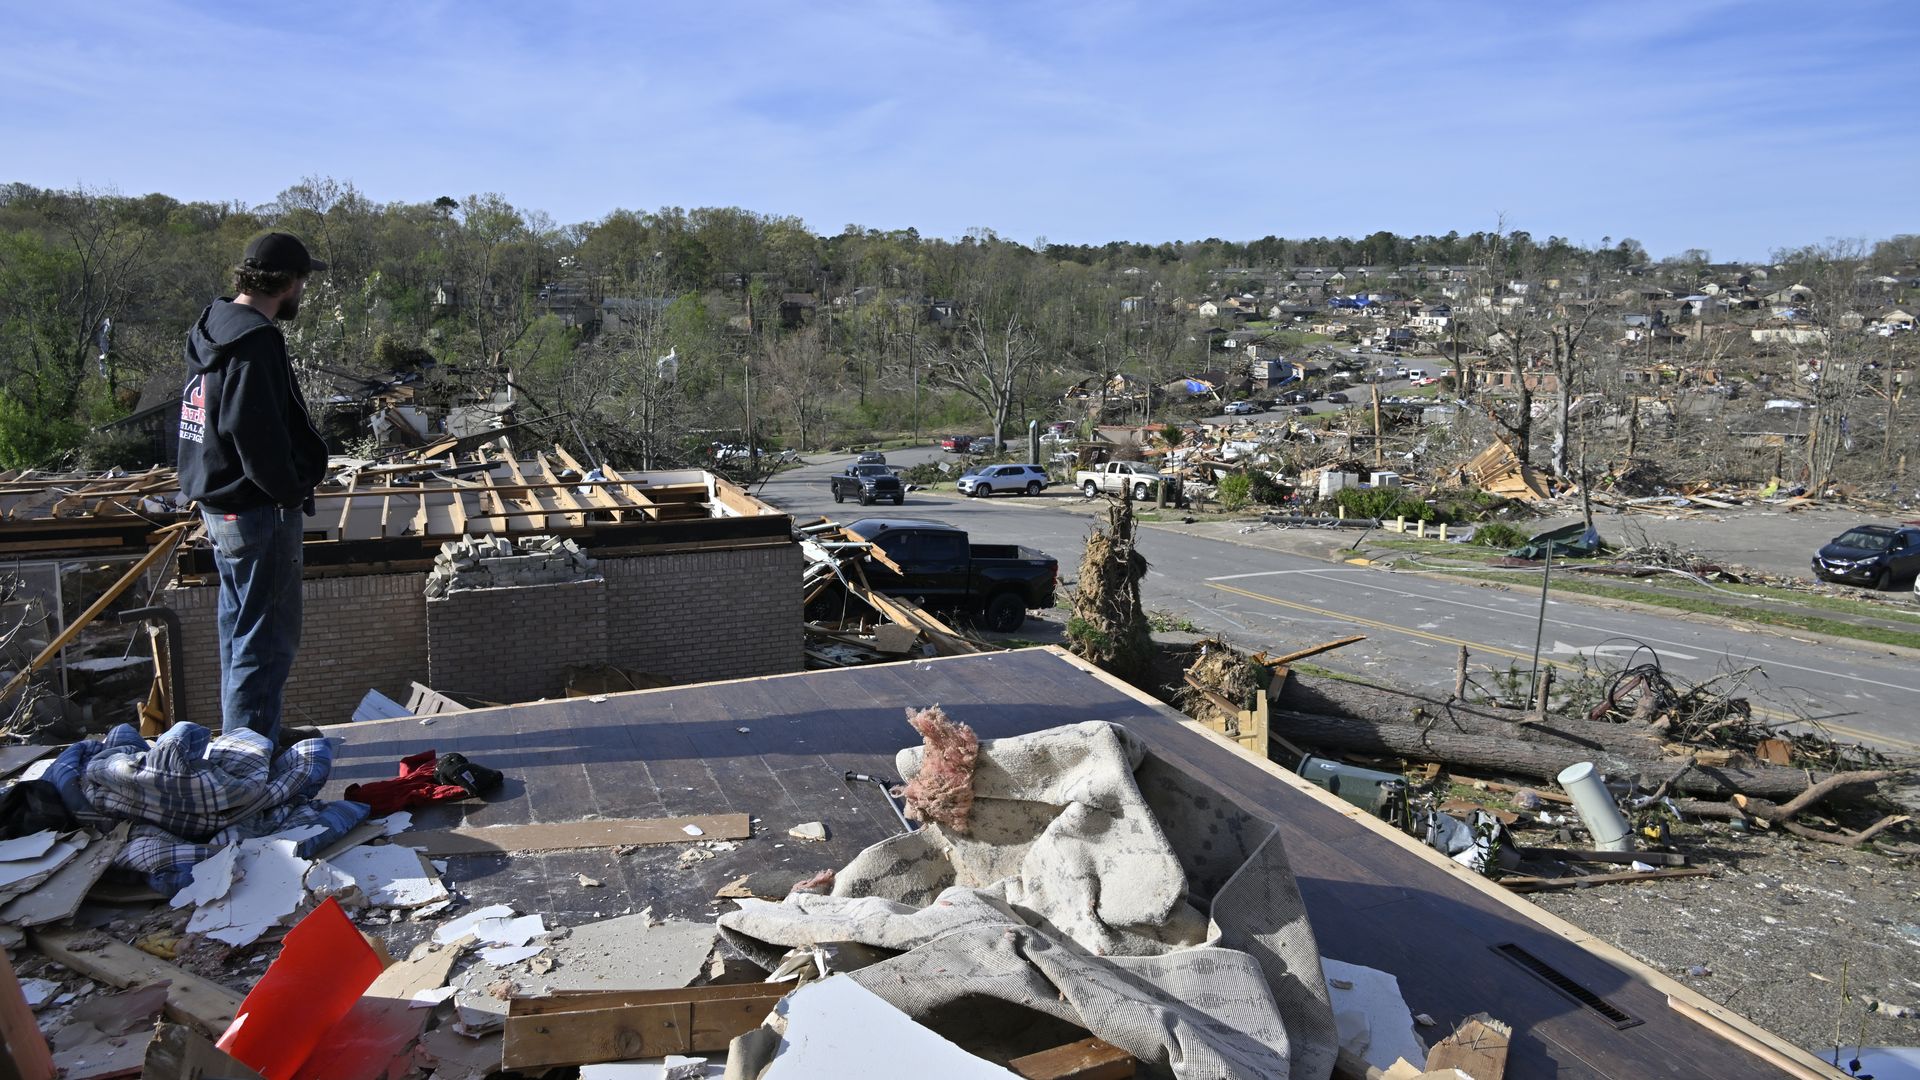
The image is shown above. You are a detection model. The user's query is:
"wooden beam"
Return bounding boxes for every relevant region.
[29,928,243,1038]
[1009,1037,1136,1079]
[1260,635,1367,667]
[1498,868,1713,893]
[502,984,786,1070]
[497,453,546,531]
[1,950,55,1080]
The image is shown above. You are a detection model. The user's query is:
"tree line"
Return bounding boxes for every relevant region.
[0,178,1910,477]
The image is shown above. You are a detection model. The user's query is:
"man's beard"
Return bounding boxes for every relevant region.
[276,294,300,321]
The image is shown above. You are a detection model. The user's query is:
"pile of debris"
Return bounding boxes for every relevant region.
[1176,634,1914,862]
[424,534,598,598]
[796,518,982,665]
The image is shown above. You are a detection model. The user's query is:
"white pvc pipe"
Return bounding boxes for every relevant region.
[1556,761,1636,853]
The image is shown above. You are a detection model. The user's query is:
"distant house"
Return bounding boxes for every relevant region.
[779,292,817,328]
[1875,308,1915,330]
[600,296,674,333]
[1197,300,1223,319]
[1120,295,1145,313]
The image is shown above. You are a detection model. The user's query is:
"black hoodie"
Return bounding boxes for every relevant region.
[176,300,327,512]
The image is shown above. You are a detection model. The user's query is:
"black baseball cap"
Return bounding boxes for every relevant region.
[241,232,327,274]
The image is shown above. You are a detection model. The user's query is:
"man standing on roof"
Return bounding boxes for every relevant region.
[176,232,329,742]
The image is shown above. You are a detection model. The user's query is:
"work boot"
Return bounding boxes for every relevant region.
[435,752,504,798]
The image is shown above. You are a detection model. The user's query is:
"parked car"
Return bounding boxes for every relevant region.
[939,434,973,453]
[855,451,887,465]
[1291,404,1315,415]
[958,463,1051,497]
[1811,524,1920,589]
[828,463,905,506]
[827,518,1059,632]
[1326,392,1351,405]
[1223,400,1260,415]
[967,436,1004,454]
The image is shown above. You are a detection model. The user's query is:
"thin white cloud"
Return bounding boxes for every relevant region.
[2,0,1913,259]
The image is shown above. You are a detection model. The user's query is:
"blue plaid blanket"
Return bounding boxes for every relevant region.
[45,723,369,893]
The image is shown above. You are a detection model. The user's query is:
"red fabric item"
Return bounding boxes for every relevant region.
[216,898,383,1080]
[343,750,471,816]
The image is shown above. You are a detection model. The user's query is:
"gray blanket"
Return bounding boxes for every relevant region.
[717,720,1337,1080]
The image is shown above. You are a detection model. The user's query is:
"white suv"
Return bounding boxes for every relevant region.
[958,464,1051,497]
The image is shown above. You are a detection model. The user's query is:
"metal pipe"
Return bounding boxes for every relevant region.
[1556,761,1634,853]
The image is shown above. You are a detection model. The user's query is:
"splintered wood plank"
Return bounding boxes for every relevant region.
[30,928,243,1038]
[503,984,786,1070]
[403,814,751,856]
[1009,1037,1136,1080]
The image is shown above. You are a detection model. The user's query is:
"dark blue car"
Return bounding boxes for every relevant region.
[1811,524,1920,589]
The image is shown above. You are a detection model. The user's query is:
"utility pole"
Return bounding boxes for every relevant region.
[1370,382,1384,469]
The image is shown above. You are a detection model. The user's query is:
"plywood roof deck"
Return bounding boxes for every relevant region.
[320,647,1823,1079]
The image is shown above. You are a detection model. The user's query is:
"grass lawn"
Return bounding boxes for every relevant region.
[1365,539,1920,650]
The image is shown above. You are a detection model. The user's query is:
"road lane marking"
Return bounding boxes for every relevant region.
[1205,581,1919,753]
[1206,568,1377,581]
[1274,566,1920,698]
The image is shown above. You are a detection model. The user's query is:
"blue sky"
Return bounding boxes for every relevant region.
[3,0,1913,261]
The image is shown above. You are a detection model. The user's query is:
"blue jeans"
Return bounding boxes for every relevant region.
[202,505,305,742]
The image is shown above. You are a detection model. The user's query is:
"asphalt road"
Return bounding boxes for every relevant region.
[760,449,1920,755]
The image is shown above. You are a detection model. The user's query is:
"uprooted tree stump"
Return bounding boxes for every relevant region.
[1067,498,1153,687]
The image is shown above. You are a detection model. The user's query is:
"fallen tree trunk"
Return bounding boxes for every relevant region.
[1266,708,1854,802]
[1280,676,1674,753]
[1670,771,1910,846]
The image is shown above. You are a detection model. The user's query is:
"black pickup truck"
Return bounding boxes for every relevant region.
[828,464,905,506]
[825,517,1057,632]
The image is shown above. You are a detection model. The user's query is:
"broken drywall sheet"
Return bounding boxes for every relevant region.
[471,913,545,948]
[579,1057,712,1079]
[0,836,81,898]
[762,976,1019,1078]
[170,843,241,909]
[541,912,714,993]
[185,838,311,946]
[432,904,516,946]
[380,812,413,836]
[20,977,61,1008]
[476,945,545,966]
[310,844,449,909]
[1323,957,1428,1074]
[0,824,128,927]
[0,829,58,863]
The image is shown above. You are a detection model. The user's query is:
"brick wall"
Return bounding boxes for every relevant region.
[165,573,430,730]
[166,541,801,727]
[601,543,802,683]
[426,577,608,703]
